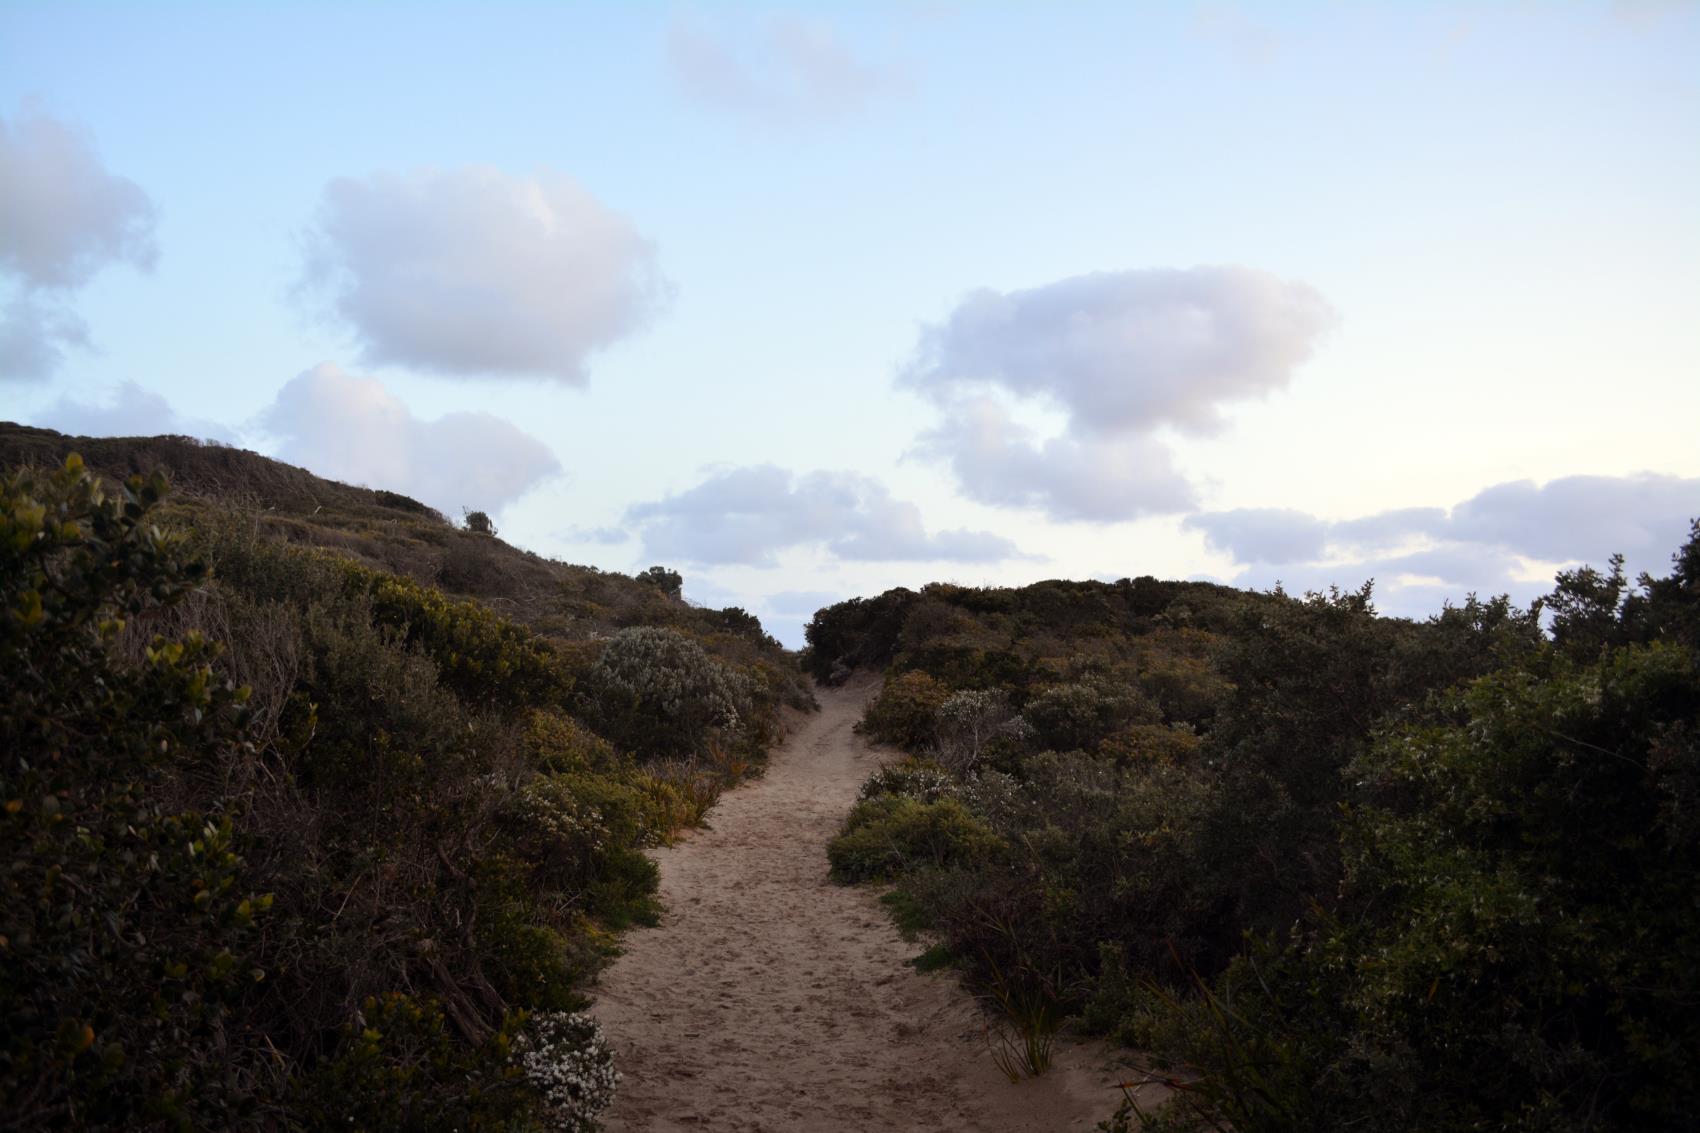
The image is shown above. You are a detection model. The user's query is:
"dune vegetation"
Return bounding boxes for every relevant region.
[4,423,1696,1132]
[0,425,811,1131]
[813,536,1699,1132]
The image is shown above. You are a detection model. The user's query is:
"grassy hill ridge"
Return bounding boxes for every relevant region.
[0,426,809,1130]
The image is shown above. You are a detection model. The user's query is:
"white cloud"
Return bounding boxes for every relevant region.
[1447,475,1699,566]
[1187,472,1700,616]
[667,14,896,122]
[624,464,1026,567]
[0,295,90,380]
[905,267,1333,437]
[301,167,668,382]
[34,380,231,441]
[914,398,1196,521]
[903,266,1333,523]
[259,362,561,516]
[1183,507,1329,564]
[0,106,158,379]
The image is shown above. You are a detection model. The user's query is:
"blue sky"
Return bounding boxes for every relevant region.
[4,1,1697,646]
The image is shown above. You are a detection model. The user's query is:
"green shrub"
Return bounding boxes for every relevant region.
[294,994,528,1131]
[934,688,1029,772]
[828,796,1004,882]
[858,758,957,803]
[859,670,950,749]
[1,458,271,1129]
[524,708,621,773]
[1097,722,1201,766]
[1130,583,1700,1131]
[579,625,753,760]
[1021,678,1159,753]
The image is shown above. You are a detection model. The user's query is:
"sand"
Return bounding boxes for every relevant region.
[590,676,1155,1132]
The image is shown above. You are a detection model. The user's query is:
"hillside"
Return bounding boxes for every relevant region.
[0,426,811,1131]
[4,422,1696,1132]
[813,533,1700,1131]
[0,422,792,653]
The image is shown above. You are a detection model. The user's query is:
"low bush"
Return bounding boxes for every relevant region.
[1,450,810,1130]
[1021,678,1159,753]
[828,795,1004,882]
[579,626,754,761]
[858,670,950,749]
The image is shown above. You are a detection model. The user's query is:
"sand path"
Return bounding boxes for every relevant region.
[591,677,1139,1132]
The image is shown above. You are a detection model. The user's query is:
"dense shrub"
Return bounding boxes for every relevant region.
[294,994,527,1131]
[1,459,270,1128]
[858,670,950,749]
[580,626,755,760]
[1,449,809,1130]
[802,587,917,681]
[1132,637,1700,1133]
[832,524,1700,1128]
[511,1011,620,1133]
[858,758,956,803]
[827,796,1004,882]
[1021,678,1159,753]
[934,688,1029,772]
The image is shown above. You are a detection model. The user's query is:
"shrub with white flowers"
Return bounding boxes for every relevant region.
[859,760,957,803]
[511,1011,620,1133]
[582,626,754,759]
[934,688,1028,772]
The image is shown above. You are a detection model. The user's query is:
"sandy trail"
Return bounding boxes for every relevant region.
[591,677,1141,1132]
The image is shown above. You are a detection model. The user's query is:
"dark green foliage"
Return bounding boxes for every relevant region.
[1141,636,1700,1132]
[802,587,918,681]
[357,565,572,710]
[635,565,682,599]
[827,796,1004,882]
[0,424,809,677]
[462,509,496,536]
[578,626,757,761]
[1,458,269,1129]
[1022,678,1160,753]
[0,444,810,1130]
[833,525,1699,1128]
[859,670,950,749]
[293,995,527,1132]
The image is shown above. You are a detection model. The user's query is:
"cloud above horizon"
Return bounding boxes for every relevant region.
[34,380,231,442]
[1186,472,1700,615]
[904,266,1334,522]
[667,14,896,123]
[259,363,561,516]
[301,167,668,382]
[0,106,157,379]
[624,464,1026,567]
[913,398,1198,521]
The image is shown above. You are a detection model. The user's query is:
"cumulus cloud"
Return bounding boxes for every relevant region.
[0,106,158,378]
[906,267,1333,436]
[1194,474,1698,570]
[624,464,1025,567]
[903,266,1333,522]
[667,14,896,122]
[1446,475,1699,566]
[0,295,90,380]
[914,398,1196,521]
[1183,507,1329,564]
[34,380,231,441]
[259,363,560,515]
[301,167,668,382]
[1188,472,1700,615]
